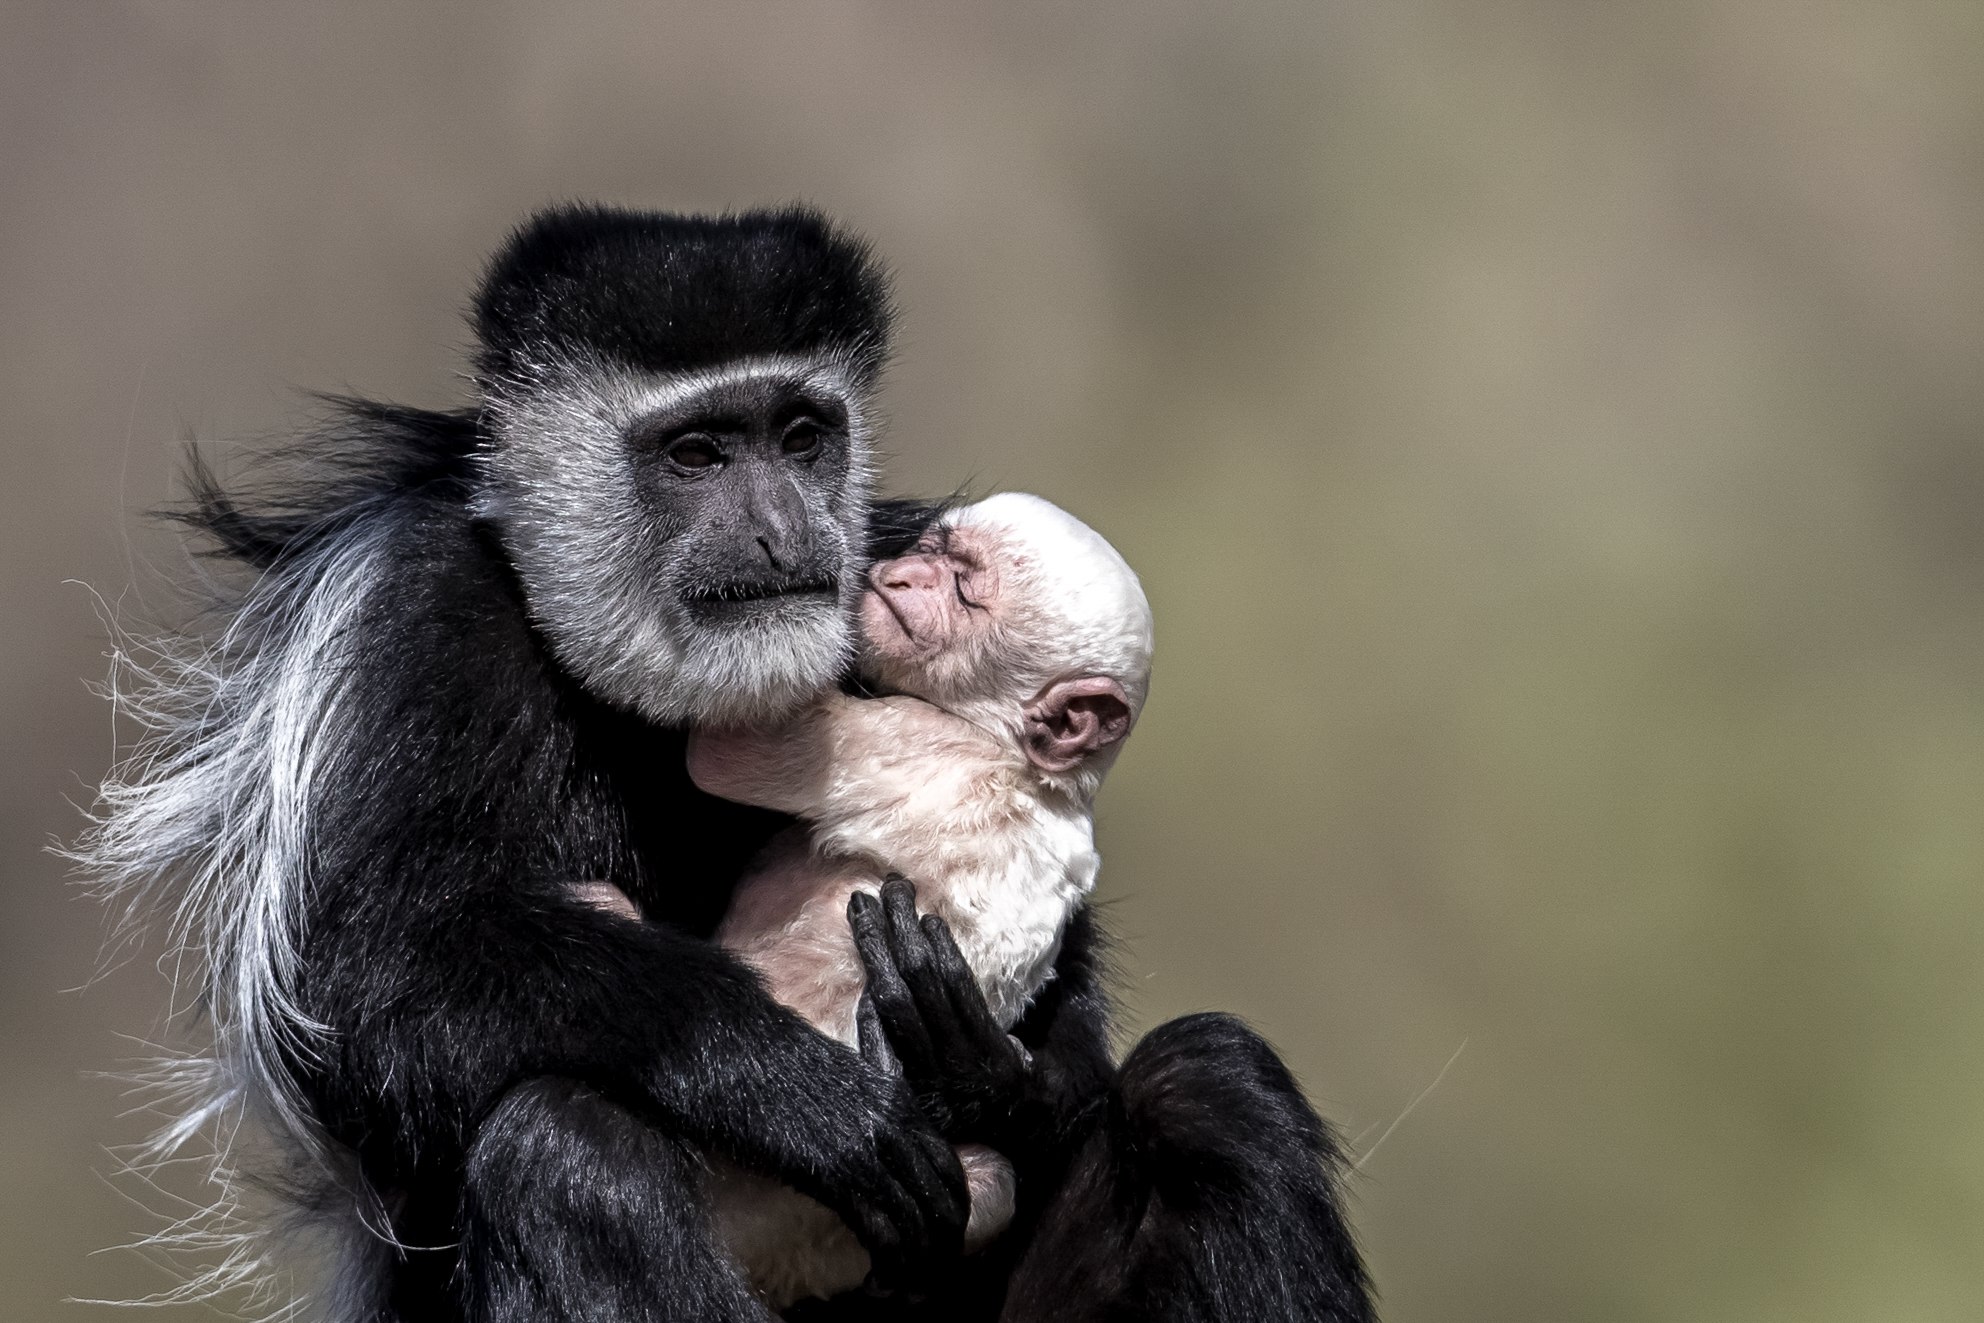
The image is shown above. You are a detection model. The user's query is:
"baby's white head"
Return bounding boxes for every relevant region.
[859,493,1154,796]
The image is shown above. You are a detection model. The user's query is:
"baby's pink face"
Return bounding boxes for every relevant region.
[855,494,1148,775]
[858,523,1010,701]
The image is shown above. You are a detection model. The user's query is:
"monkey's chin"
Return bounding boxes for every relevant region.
[523,570,852,729]
[649,597,853,728]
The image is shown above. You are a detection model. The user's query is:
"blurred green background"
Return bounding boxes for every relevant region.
[5,2,1982,1319]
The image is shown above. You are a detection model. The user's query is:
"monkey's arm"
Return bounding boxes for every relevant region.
[304,880,966,1266]
[286,507,966,1280]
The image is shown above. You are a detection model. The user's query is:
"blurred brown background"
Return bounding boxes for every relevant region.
[5,2,1982,1319]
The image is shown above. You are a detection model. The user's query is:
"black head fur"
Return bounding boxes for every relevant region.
[472,204,894,388]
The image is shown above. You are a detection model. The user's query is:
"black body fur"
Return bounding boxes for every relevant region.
[87,205,1375,1322]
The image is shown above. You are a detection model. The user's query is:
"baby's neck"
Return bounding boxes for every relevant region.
[911,690,1099,811]
[808,695,1096,906]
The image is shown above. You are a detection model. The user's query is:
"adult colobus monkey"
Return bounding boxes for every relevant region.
[81,206,1374,1322]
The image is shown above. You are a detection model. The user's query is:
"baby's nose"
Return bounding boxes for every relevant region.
[872,554,946,593]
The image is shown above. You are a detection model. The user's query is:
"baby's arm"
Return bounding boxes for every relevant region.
[686,693,883,816]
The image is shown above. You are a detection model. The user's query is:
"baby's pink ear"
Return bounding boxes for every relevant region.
[1023,676,1133,773]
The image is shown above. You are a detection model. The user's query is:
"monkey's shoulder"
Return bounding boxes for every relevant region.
[827,697,1016,795]
[182,400,479,571]
[297,496,744,917]
[304,501,612,838]
[337,500,557,723]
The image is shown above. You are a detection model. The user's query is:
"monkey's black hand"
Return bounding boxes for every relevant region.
[785,1060,968,1297]
[849,877,1034,1146]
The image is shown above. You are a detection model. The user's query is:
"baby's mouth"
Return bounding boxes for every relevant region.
[872,587,916,642]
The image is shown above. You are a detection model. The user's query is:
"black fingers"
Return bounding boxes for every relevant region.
[816,1086,968,1293]
[880,879,1018,1071]
[882,879,962,1041]
[856,992,901,1077]
[905,1126,970,1226]
[919,912,1010,1055]
[849,877,1039,1157]
[850,889,938,1073]
[833,899,974,1291]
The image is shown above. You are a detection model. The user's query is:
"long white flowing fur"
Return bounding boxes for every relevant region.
[70,517,390,1319]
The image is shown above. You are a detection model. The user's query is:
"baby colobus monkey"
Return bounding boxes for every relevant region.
[617,492,1151,1307]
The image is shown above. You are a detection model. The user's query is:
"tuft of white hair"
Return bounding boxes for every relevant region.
[67,516,396,1321]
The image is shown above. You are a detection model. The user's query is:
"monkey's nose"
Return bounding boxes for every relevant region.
[755,535,804,573]
[871,554,945,593]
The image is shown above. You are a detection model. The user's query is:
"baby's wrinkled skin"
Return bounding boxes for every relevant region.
[588,493,1153,1309]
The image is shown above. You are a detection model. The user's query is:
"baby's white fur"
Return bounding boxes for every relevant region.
[710,699,1100,1042]
[685,494,1153,1309]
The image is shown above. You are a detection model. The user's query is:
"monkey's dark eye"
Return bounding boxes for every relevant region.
[668,435,722,470]
[781,420,823,457]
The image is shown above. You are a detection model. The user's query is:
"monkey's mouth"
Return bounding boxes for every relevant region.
[682,575,840,619]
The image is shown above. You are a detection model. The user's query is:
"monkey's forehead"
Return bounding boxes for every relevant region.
[471,204,892,386]
[951,494,1136,582]
[951,493,1155,670]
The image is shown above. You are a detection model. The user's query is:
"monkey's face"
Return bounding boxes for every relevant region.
[859,522,1009,703]
[479,353,877,726]
[858,493,1154,751]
